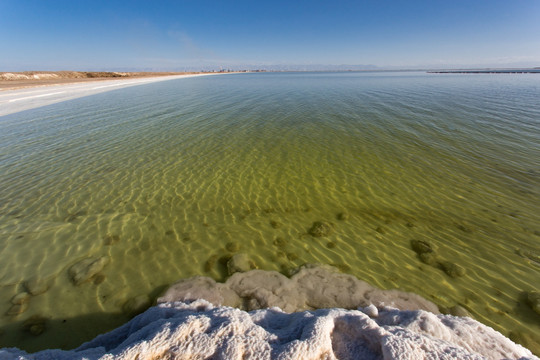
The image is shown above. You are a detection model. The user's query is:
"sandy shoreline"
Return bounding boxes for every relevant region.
[0,73,217,117]
[0,71,210,91]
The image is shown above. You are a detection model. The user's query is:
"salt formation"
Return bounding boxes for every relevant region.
[0,265,537,359]
[159,264,440,313]
[0,299,536,359]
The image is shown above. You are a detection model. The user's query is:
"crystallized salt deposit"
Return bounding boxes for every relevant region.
[0,299,536,360]
[0,265,537,359]
[158,264,441,313]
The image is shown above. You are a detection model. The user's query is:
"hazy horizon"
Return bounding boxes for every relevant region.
[4,63,540,73]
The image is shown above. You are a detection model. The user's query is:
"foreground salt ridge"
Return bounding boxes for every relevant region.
[1,265,537,359]
[0,299,536,360]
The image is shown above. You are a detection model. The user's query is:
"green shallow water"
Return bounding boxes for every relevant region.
[0,72,539,351]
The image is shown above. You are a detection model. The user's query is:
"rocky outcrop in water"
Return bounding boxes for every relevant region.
[410,239,466,278]
[526,291,540,316]
[227,253,257,275]
[308,221,334,237]
[23,276,53,296]
[68,256,110,286]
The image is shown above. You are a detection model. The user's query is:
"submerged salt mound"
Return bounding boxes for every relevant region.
[158,264,440,313]
[1,299,536,360]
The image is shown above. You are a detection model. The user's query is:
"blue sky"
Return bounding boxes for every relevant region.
[1,0,539,71]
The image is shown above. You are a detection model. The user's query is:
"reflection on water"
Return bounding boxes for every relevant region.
[0,72,539,352]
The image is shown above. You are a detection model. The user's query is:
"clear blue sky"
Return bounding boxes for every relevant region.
[1,0,539,71]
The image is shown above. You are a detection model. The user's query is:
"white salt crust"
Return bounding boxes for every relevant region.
[0,299,536,360]
[0,265,537,359]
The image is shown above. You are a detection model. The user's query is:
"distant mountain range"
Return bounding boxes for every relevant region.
[16,64,538,73]
[226,64,381,72]
[108,64,540,73]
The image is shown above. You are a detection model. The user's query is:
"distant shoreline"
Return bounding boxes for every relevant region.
[3,68,539,91]
[428,68,540,74]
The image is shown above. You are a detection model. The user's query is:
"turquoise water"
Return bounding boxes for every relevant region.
[0,72,539,352]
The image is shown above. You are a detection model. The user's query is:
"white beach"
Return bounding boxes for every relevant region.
[0,74,213,117]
